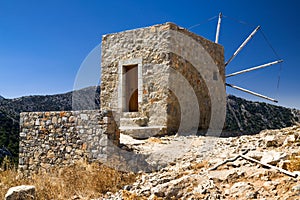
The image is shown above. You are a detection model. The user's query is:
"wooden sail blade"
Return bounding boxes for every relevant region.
[226,83,278,103]
[215,12,222,44]
[226,60,283,78]
[225,26,261,67]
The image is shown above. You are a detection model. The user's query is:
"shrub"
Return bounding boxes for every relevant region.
[0,160,136,199]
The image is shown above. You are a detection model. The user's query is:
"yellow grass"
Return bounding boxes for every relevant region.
[0,160,136,200]
[287,152,300,172]
[147,137,163,143]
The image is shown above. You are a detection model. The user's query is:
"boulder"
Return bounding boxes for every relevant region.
[260,151,287,165]
[247,151,264,161]
[265,135,278,147]
[229,182,254,197]
[5,185,35,200]
[283,135,296,146]
[208,169,245,182]
[292,184,300,192]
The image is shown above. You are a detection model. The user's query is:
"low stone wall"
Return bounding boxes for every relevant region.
[19,110,118,175]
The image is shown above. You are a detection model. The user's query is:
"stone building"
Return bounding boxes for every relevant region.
[100,22,225,139]
[19,22,225,174]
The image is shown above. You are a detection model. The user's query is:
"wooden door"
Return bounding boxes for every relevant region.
[125,65,138,112]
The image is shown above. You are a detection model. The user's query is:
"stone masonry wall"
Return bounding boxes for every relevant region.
[166,23,225,132]
[168,52,224,131]
[101,23,171,127]
[19,110,118,175]
[101,22,224,135]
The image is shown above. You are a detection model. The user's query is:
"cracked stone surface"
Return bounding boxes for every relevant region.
[100,125,300,199]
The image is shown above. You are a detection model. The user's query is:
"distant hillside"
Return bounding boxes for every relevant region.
[0,86,100,122]
[224,95,299,135]
[0,86,299,163]
[0,111,19,162]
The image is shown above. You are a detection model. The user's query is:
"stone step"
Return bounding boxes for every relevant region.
[119,126,167,139]
[121,112,140,118]
[120,117,148,127]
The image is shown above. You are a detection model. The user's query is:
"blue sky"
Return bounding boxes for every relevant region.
[0,0,299,109]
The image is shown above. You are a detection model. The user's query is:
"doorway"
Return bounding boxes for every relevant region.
[124,64,138,112]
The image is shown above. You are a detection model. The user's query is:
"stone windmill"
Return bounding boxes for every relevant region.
[100,15,282,139]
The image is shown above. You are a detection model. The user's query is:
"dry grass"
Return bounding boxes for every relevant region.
[287,153,300,172]
[147,137,163,143]
[191,160,208,171]
[0,160,136,200]
[122,190,147,200]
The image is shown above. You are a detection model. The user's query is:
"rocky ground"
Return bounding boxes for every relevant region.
[100,125,300,199]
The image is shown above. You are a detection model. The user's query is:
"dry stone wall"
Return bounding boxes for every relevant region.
[19,110,118,175]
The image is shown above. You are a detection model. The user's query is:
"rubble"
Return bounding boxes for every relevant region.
[102,125,300,199]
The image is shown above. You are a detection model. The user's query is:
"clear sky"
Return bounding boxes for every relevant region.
[0,0,299,109]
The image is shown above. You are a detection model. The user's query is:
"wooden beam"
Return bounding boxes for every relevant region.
[209,149,249,170]
[209,150,298,178]
[240,154,298,178]
[226,83,278,103]
[225,26,260,67]
[226,60,283,78]
[215,12,222,43]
